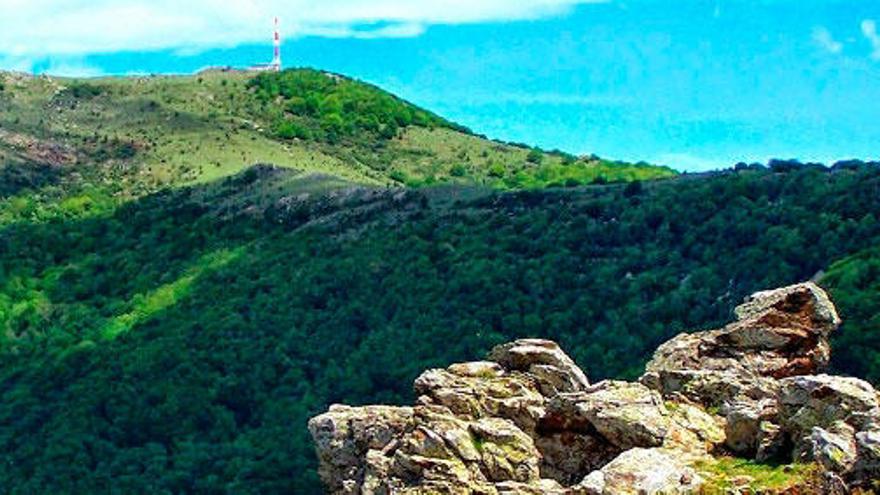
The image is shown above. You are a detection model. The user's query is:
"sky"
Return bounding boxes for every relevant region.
[1,1,879,171]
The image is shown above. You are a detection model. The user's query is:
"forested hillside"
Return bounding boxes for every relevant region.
[2,161,880,493]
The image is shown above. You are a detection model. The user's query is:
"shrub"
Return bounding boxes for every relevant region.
[64,82,103,99]
[527,148,544,164]
[488,163,506,178]
[450,164,468,177]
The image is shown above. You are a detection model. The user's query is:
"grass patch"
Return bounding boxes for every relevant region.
[99,248,242,340]
[696,457,821,492]
[388,127,675,188]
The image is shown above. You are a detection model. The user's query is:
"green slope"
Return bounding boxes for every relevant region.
[822,246,880,383]
[2,164,880,493]
[0,68,674,198]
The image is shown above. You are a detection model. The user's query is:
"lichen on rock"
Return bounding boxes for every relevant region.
[308,283,880,493]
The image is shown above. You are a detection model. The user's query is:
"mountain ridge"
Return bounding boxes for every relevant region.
[0,68,674,200]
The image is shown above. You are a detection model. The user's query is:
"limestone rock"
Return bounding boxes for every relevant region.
[852,428,880,482]
[495,479,567,495]
[734,283,840,334]
[723,398,777,456]
[802,422,858,474]
[575,448,703,495]
[644,283,840,382]
[755,420,786,462]
[468,417,542,483]
[534,431,619,487]
[641,368,780,409]
[489,339,590,396]
[545,381,670,450]
[663,401,726,454]
[414,365,546,433]
[779,374,880,432]
[308,405,414,493]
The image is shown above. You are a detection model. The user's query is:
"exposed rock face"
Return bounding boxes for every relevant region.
[488,339,590,396]
[643,282,840,392]
[576,448,703,495]
[309,405,415,493]
[309,284,880,493]
[544,382,670,451]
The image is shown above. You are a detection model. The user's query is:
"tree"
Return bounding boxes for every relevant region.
[527,148,544,164]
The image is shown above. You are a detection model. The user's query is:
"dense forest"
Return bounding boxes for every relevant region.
[247,70,462,143]
[1,162,880,493]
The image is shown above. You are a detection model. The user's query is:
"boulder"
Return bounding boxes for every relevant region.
[663,401,726,454]
[575,448,703,495]
[733,283,840,334]
[308,405,414,492]
[489,339,590,396]
[495,479,567,495]
[801,422,858,474]
[534,431,620,487]
[723,398,777,456]
[779,374,880,432]
[414,365,546,433]
[545,381,670,450]
[644,283,840,382]
[852,428,880,484]
[468,417,542,483]
[640,368,779,409]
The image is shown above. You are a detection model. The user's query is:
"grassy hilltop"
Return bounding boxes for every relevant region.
[0,68,673,198]
[1,69,880,493]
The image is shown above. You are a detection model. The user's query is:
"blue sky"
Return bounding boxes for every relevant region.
[1,1,879,170]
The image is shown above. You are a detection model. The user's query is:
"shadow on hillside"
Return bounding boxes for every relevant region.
[0,161,66,198]
[0,164,422,344]
[0,164,425,493]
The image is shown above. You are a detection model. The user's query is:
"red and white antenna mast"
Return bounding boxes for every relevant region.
[272,17,282,72]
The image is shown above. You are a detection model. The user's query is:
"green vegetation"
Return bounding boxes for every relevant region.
[59,81,105,100]
[3,68,880,493]
[247,69,458,143]
[2,163,880,492]
[822,247,880,383]
[0,69,674,193]
[387,127,675,187]
[98,248,243,340]
[696,457,821,492]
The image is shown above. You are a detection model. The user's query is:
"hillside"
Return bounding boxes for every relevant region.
[2,158,880,492]
[0,68,674,200]
[2,68,880,493]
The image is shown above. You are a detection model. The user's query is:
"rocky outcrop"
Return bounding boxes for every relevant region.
[642,283,840,398]
[309,283,880,493]
[577,448,703,495]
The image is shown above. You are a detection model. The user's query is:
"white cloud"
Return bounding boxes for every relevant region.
[303,22,427,39]
[862,19,880,60]
[812,26,842,55]
[0,0,605,57]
